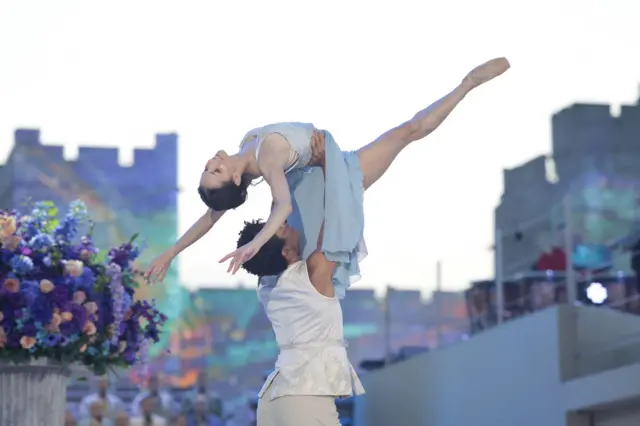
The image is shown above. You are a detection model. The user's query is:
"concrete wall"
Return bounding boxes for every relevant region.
[354,306,640,426]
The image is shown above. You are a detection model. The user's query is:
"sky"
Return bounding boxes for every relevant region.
[1,0,639,296]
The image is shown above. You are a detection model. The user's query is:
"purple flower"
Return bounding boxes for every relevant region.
[31,295,54,324]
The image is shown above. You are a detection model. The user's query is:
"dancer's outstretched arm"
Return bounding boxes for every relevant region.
[219,135,294,274]
[145,209,225,284]
[357,57,510,189]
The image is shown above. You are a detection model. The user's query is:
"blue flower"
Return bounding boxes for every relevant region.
[10,255,34,274]
[68,200,88,222]
[73,267,96,292]
[28,232,54,251]
[43,333,62,346]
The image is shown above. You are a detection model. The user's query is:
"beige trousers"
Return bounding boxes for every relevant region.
[257,376,340,426]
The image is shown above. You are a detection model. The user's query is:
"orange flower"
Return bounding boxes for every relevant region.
[83,321,97,336]
[50,313,62,328]
[1,235,21,251]
[39,279,55,293]
[0,215,17,238]
[61,312,73,322]
[79,344,87,353]
[46,324,60,333]
[73,291,87,304]
[20,336,36,349]
[3,278,20,293]
[84,302,98,315]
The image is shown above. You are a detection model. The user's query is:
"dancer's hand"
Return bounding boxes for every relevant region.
[309,129,326,168]
[462,57,510,91]
[144,249,175,285]
[219,240,261,274]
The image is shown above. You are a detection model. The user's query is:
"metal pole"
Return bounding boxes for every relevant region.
[435,261,443,348]
[384,285,392,365]
[563,194,577,305]
[495,228,504,324]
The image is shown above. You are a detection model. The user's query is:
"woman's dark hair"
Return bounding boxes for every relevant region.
[198,175,252,211]
[237,219,289,277]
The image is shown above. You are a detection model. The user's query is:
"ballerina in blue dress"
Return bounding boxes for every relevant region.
[145,57,510,285]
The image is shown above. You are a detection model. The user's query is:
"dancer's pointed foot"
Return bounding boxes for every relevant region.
[462,57,510,91]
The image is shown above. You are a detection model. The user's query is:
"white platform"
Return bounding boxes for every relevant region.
[353,305,640,426]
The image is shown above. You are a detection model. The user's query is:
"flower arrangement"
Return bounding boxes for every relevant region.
[0,200,167,375]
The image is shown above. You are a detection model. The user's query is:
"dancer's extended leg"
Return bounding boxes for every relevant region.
[357,57,509,190]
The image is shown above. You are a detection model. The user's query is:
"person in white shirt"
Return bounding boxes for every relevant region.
[130,375,176,420]
[235,161,364,425]
[77,400,115,426]
[129,396,168,426]
[78,376,125,421]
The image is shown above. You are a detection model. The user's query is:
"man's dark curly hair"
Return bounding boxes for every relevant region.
[198,175,252,211]
[237,219,289,277]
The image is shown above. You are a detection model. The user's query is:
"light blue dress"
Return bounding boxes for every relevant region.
[251,122,366,298]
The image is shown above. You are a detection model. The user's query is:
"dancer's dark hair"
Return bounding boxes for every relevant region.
[237,219,288,277]
[198,175,252,211]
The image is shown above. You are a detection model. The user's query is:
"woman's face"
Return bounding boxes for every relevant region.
[200,151,234,189]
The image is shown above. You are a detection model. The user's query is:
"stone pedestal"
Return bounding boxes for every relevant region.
[0,359,70,426]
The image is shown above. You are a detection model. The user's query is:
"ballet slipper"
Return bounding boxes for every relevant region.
[462,57,510,90]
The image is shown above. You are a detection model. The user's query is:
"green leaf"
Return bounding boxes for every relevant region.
[44,218,60,233]
[40,200,55,207]
[48,207,58,217]
[92,249,109,264]
[123,275,139,289]
[128,233,140,244]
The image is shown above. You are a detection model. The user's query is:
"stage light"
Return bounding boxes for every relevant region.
[586,282,607,304]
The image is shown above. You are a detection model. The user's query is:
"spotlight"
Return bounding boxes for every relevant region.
[586,282,607,304]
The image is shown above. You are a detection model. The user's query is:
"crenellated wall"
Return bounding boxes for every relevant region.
[9,128,178,217]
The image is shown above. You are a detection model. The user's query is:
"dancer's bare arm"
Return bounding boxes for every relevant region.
[250,135,294,248]
[306,158,336,298]
[171,209,225,256]
[145,209,224,284]
[306,222,336,298]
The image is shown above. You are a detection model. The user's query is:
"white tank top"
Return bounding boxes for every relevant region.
[257,261,364,400]
[239,122,316,174]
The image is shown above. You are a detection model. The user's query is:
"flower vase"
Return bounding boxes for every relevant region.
[0,359,71,426]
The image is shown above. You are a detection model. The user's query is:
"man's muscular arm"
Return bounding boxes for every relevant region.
[305,148,335,298]
[306,221,336,298]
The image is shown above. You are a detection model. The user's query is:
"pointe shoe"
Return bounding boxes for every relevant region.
[462,57,510,90]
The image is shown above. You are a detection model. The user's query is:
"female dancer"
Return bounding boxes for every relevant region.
[144,57,510,283]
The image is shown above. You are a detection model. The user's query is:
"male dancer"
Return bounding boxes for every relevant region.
[236,59,510,425]
[240,166,362,426]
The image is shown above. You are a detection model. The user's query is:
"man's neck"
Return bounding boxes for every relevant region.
[288,256,302,266]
